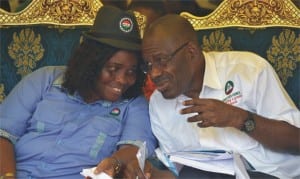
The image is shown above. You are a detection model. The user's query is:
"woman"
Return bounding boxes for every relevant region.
[0,6,157,179]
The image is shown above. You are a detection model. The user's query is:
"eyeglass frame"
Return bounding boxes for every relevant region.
[141,41,189,74]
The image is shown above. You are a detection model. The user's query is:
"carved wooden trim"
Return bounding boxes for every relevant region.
[34,0,97,24]
[0,0,102,26]
[0,0,146,34]
[181,0,300,30]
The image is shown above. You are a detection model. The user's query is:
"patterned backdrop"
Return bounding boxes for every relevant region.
[0,26,88,102]
[0,0,299,109]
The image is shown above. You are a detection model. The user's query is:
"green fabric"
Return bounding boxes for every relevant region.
[15,0,32,12]
[0,26,89,102]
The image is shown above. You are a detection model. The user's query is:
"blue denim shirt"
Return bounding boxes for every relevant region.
[0,66,157,179]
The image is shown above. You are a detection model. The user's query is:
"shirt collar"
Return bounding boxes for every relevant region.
[203,51,222,90]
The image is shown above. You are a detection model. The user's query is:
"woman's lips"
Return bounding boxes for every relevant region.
[111,87,122,95]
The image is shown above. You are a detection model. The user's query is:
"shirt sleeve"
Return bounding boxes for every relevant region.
[118,95,157,157]
[252,60,300,127]
[0,66,64,142]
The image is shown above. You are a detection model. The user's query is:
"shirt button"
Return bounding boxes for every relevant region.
[56,139,63,145]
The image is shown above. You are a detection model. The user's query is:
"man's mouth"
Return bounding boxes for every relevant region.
[155,78,170,92]
[153,76,170,92]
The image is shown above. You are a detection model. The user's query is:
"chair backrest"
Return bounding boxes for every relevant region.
[0,1,146,103]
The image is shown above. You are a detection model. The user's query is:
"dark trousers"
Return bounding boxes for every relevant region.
[178,166,279,179]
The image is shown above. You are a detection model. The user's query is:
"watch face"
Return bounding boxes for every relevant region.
[245,119,255,132]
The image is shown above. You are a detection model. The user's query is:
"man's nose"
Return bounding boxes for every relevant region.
[149,65,163,80]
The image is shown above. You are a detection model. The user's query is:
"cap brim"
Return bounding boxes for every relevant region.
[82,32,141,51]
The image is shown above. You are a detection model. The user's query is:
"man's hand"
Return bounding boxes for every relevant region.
[180,98,247,129]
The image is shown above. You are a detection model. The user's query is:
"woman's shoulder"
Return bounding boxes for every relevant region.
[33,66,66,75]
[126,95,149,106]
[20,66,67,88]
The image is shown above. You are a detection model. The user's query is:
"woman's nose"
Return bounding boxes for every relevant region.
[115,73,127,84]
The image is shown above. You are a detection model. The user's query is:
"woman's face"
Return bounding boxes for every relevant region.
[96,50,138,102]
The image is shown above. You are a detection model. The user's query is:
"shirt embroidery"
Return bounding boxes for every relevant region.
[223,91,242,105]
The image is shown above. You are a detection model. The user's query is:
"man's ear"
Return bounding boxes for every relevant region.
[186,41,199,60]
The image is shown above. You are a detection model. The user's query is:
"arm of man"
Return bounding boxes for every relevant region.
[181,57,300,154]
[181,99,300,154]
[247,112,300,154]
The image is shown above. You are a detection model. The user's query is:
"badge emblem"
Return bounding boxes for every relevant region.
[119,17,133,33]
[225,81,234,95]
[110,108,120,116]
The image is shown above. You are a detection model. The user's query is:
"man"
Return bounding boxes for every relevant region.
[141,14,300,178]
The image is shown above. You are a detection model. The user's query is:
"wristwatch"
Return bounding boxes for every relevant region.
[241,112,255,133]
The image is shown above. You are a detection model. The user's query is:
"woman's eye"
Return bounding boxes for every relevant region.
[127,69,137,76]
[107,66,117,72]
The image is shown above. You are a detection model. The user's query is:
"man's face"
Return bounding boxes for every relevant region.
[142,38,192,99]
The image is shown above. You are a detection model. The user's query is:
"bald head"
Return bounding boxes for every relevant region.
[141,14,205,99]
[143,14,198,45]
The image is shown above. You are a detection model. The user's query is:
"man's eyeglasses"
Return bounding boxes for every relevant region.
[141,41,189,74]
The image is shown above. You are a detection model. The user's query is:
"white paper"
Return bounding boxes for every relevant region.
[169,155,235,175]
[167,150,233,161]
[155,148,182,176]
[166,149,250,178]
[233,153,250,179]
[136,141,146,173]
[80,167,113,179]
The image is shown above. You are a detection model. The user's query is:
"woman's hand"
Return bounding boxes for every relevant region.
[92,145,153,179]
[91,157,122,178]
[92,157,153,179]
[119,159,152,179]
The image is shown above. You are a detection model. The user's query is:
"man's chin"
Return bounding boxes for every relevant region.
[160,90,178,99]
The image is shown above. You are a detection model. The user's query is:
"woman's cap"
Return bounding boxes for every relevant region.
[83,5,141,51]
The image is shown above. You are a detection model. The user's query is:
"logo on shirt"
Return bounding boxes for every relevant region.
[223,80,242,105]
[110,108,120,116]
[225,81,234,95]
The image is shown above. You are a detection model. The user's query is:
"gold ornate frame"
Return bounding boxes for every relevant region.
[181,0,300,30]
[0,0,146,31]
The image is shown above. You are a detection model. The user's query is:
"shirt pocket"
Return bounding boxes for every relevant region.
[30,102,66,133]
[83,115,123,160]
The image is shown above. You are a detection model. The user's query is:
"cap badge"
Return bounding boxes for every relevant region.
[119,17,133,33]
